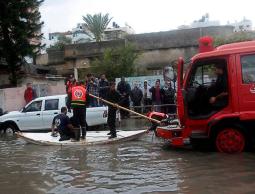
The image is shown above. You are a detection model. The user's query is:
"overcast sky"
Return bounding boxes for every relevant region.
[40,0,255,37]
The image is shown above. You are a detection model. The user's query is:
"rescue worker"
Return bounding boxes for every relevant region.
[208,63,228,109]
[106,81,121,139]
[70,81,88,140]
[51,107,80,141]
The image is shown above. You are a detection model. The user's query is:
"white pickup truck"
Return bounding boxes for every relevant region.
[0,95,108,132]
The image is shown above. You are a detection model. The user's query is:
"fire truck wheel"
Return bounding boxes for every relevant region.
[215,127,245,153]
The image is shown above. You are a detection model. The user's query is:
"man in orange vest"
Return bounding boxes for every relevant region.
[70,81,88,140]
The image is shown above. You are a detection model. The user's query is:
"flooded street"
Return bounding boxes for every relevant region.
[0,119,255,194]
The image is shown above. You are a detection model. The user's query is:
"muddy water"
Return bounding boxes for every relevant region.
[1,119,255,194]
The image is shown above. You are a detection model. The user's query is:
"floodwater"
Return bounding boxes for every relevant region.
[1,119,255,194]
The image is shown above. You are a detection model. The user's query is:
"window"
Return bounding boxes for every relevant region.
[186,59,228,118]
[25,101,42,112]
[189,60,222,88]
[45,99,59,111]
[241,54,255,84]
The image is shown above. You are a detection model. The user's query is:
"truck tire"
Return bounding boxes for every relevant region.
[215,127,245,153]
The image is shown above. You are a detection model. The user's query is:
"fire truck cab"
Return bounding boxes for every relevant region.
[155,40,255,153]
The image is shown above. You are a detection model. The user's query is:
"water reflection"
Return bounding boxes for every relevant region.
[0,130,255,193]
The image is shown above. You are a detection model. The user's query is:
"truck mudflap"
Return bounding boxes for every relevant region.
[156,126,190,146]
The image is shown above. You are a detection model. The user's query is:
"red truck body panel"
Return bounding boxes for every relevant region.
[155,40,255,152]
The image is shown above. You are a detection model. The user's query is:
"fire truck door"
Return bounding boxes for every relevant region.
[237,53,255,113]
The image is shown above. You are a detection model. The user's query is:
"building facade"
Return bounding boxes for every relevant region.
[38,26,235,78]
[44,22,135,48]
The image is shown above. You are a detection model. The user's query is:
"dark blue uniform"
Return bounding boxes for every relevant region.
[52,114,73,141]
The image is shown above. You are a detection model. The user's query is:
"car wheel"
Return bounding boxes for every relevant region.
[4,124,17,134]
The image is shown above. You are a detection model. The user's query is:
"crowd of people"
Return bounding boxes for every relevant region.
[65,74,176,114]
[51,73,177,142]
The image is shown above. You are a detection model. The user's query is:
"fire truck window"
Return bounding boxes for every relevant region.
[187,59,227,118]
[189,63,217,88]
[241,55,255,84]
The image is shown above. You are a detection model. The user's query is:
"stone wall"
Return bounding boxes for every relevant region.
[44,25,235,75]
[135,47,198,69]
[127,25,234,50]
[47,49,65,64]
[36,53,48,65]
[64,39,125,58]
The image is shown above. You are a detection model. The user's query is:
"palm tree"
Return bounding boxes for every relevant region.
[82,13,112,42]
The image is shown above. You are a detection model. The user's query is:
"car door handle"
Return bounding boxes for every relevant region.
[36,113,40,116]
[54,112,58,115]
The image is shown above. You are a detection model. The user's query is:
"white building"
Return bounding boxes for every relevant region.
[230,18,252,32]
[44,22,135,48]
[103,22,135,40]
[178,14,220,29]
[71,23,92,43]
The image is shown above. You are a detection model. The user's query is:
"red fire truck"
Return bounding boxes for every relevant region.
[150,39,255,153]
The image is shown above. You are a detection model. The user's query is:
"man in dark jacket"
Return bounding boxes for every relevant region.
[106,82,121,139]
[130,83,143,113]
[117,77,131,119]
[149,80,163,112]
[98,74,109,105]
[162,81,176,114]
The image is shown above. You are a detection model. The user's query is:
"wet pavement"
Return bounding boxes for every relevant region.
[1,118,255,194]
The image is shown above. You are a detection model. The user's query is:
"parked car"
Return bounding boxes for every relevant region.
[0,95,108,132]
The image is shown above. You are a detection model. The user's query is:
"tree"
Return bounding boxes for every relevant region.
[0,0,44,86]
[82,13,112,42]
[50,35,72,49]
[214,32,255,47]
[91,44,138,80]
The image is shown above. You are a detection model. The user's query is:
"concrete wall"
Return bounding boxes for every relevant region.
[47,49,65,64]
[36,53,48,65]
[127,25,234,50]
[135,47,198,69]
[64,39,125,59]
[43,25,235,75]
[0,80,66,112]
[0,74,10,86]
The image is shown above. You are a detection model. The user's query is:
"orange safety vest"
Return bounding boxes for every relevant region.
[71,85,86,107]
